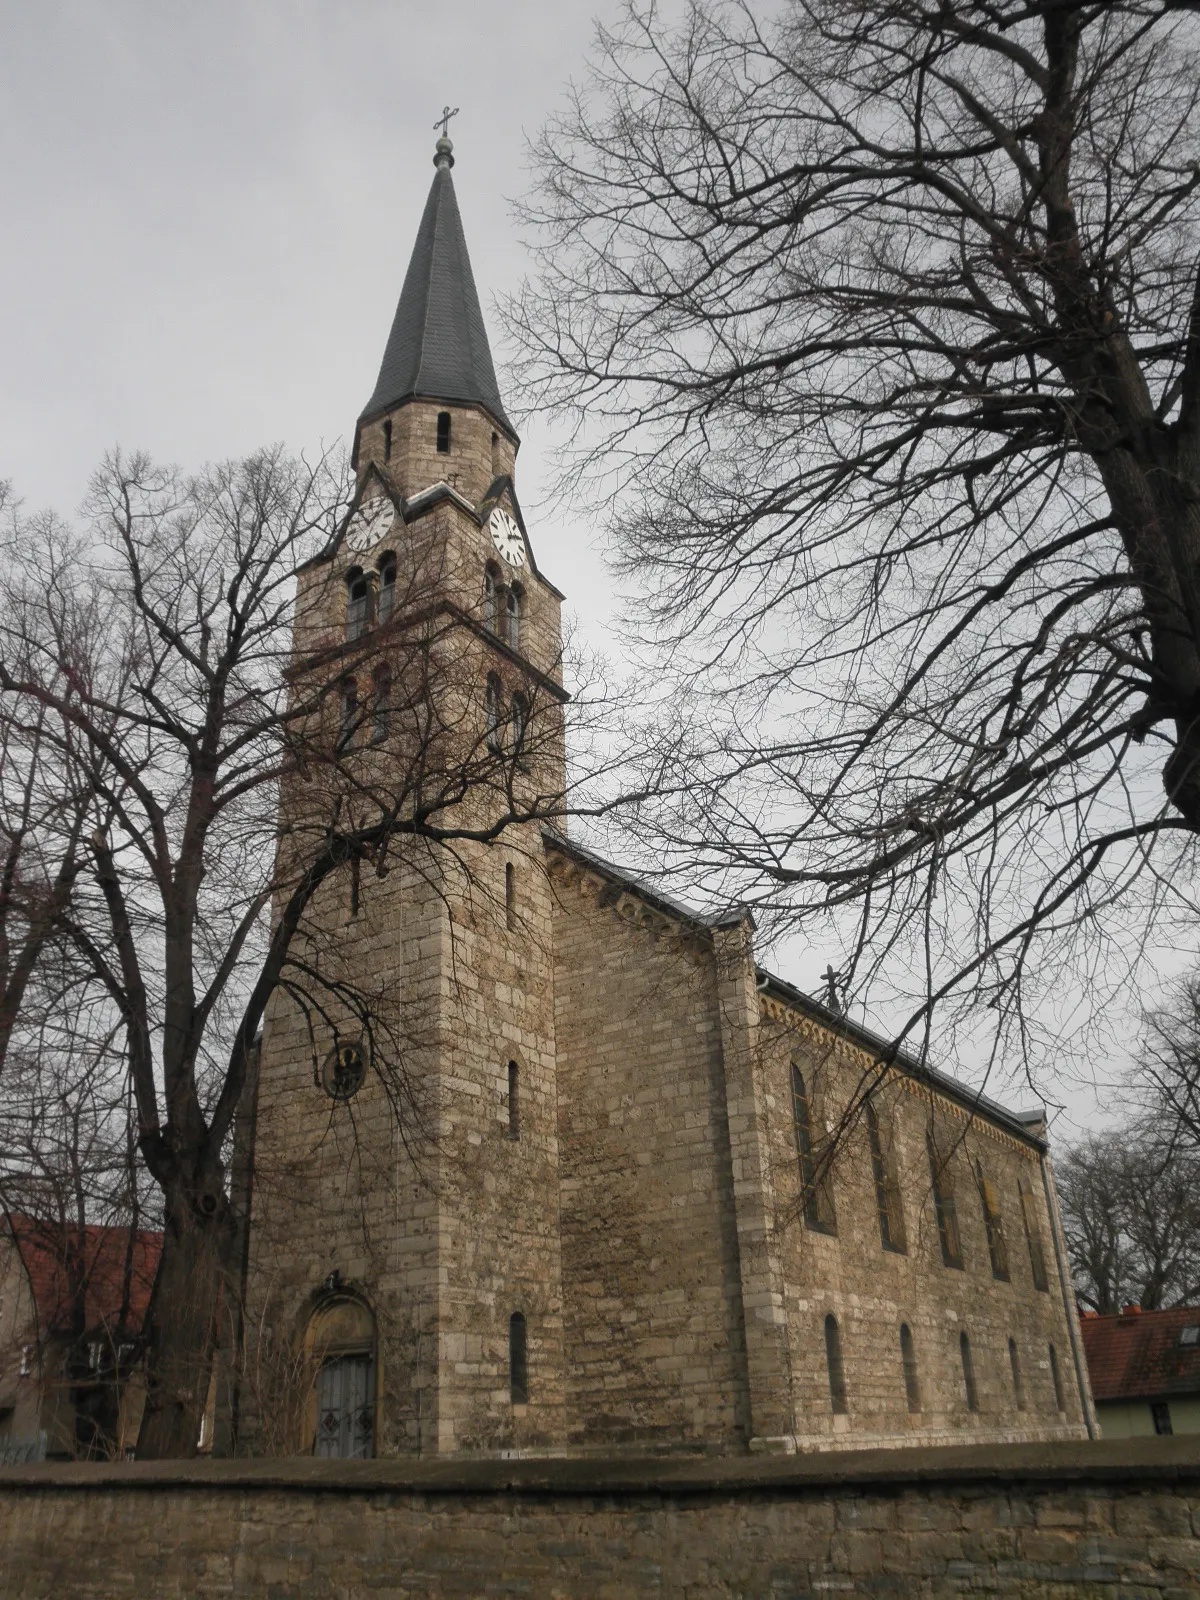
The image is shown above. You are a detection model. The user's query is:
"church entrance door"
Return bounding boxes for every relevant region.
[315,1353,374,1458]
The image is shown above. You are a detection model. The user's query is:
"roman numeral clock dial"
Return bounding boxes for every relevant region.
[489,507,525,568]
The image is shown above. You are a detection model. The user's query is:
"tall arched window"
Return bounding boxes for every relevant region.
[1048,1343,1065,1414]
[345,568,369,641]
[900,1323,921,1413]
[959,1330,979,1412]
[824,1314,848,1414]
[1009,1337,1026,1411]
[507,1060,520,1139]
[927,1134,963,1269]
[791,1065,835,1233]
[509,1312,528,1404]
[377,554,396,624]
[436,411,451,453]
[505,585,521,651]
[484,674,502,752]
[338,679,357,751]
[371,663,391,745]
[1018,1174,1050,1292]
[483,565,500,634]
[865,1101,906,1253]
[976,1160,1010,1281]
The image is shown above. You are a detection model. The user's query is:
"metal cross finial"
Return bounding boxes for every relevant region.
[822,963,843,1014]
[434,105,460,138]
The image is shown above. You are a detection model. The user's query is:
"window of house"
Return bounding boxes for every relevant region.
[900,1323,921,1413]
[927,1135,963,1269]
[1009,1337,1025,1411]
[509,1312,528,1405]
[865,1101,906,1253]
[506,585,521,651]
[1018,1174,1050,1292]
[1181,1326,1200,1347]
[1151,1401,1173,1435]
[959,1330,979,1412]
[976,1161,1010,1281]
[485,674,502,753]
[436,411,451,454]
[792,1065,836,1234]
[824,1314,848,1414]
[371,663,391,745]
[382,418,392,462]
[338,679,358,751]
[345,568,370,641]
[484,565,500,634]
[1049,1343,1065,1414]
[377,555,396,624]
[508,1060,520,1139]
[505,861,515,931]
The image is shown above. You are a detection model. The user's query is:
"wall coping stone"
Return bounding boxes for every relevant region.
[1,1438,1197,1498]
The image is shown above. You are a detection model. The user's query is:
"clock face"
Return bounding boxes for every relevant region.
[489,507,526,568]
[345,496,395,553]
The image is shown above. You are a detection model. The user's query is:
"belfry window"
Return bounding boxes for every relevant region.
[505,586,521,651]
[436,411,451,454]
[345,568,370,641]
[824,1314,848,1414]
[485,674,502,752]
[509,1312,528,1404]
[484,565,500,634]
[511,692,529,755]
[927,1134,963,1269]
[371,663,391,745]
[377,555,396,624]
[791,1064,835,1234]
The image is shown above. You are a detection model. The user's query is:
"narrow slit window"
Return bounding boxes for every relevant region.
[508,1060,519,1139]
[345,568,370,641]
[927,1135,963,1269]
[484,565,500,633]
[960,1330,979,1412]
[349,854,361,919]
[1049,1344,1065,1414]
[900,1323,921,1413]
[382,418,392,461]
[436,411,451,454]
[377,555,396,624]
[1009,1337,1025,1411]
[865,1101,906,1253]
[371,663,391,745]
[506,585,521,651]
[977,1161,1010,1281]
[791,1064,835,1234]
[824,1314,848,1414]
[338,679,358,751]
[509,1312,528,1405]
[505,861,515,931]
[1018,1174,1050,1292]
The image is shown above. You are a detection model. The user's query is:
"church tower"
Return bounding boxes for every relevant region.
[238,131,568,1459]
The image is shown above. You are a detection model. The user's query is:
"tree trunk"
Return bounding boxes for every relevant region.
[135,1181,233,1459]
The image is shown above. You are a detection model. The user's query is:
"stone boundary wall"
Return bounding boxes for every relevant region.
[1,1439,1198,1597]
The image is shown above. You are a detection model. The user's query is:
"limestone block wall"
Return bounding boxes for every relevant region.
[1,1441,1197,1598]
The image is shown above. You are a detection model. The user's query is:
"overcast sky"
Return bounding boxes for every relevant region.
[0,0,609,612]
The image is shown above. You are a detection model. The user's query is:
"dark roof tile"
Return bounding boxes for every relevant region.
[1081,1307,1200,1402]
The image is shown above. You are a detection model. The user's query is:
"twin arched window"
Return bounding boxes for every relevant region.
[483,566,522,653]
[345,554,396,641]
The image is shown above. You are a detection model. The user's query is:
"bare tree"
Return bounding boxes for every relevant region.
[1056,1128,1200,1311]
[0,446,579,1456]
[507,0,1200,1067]
[1139,970,1200,1152]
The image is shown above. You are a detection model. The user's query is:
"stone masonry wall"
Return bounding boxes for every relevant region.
[1,1440,1197,1597]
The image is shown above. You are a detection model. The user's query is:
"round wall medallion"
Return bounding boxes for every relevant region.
[322,1040,367,1101]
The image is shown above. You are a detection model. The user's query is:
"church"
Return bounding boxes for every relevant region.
[231,132,1095,1462]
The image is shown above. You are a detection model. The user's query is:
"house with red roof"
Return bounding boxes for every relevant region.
[1080,1305,1200,1438]
[0,1214,161,1462]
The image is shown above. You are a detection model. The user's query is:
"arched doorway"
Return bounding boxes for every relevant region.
[306,1296,376,1459]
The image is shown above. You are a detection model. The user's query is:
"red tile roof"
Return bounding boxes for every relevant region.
[4,1215,162,1340]
[1080,1306,1200,1402]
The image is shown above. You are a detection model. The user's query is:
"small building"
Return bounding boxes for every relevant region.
[0,1215,161,1462]
[1080,1306,1200,1438]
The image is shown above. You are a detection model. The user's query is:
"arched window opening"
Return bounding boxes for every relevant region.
[791,1065,835,1234]
[900,1323,921,1413]
[865,1101,906,1253]
[1009,1337,1026,1411]
[345,567,370,641]
[976,1161,1010,1281]
[927,1135,963,1269]
[505,585,521,651]
[509,1312,528,1405]
[511,692,529,757]
[382,418,392,462]
[338,679,358,751]
[1018,1174,1050,1292]
[377,554,396,624]
[824,1314,848,1414]
[959,1330,979,1413]
[308,1296,376,1460]
[371,663,391,745]
[505,861,515,931]
[436,410,451,454]
[485,674,502,753]
[1048,1344,1065,1414]
[483,564,501,633]
[508,1060,520,1139]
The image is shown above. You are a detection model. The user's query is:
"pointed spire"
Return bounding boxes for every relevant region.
[358,136,516,442]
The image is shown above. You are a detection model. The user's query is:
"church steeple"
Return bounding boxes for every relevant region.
[356,135,516,459]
